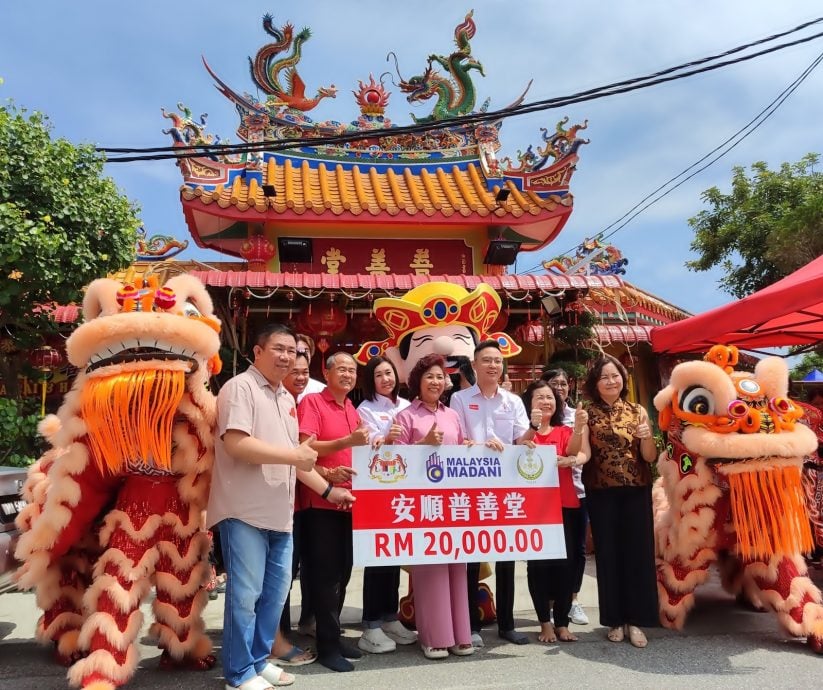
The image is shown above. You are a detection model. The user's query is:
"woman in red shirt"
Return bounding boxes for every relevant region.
[523,380,590,643]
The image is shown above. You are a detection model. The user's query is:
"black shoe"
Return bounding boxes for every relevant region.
[317,652,354,673]
[339,639,363,659]
[499,629,529,645]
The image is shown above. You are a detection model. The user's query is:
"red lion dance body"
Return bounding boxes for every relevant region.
[14,274,222,689]
[653,345,823,652]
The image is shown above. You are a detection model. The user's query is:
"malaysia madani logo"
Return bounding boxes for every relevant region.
[426,451,444,483]
[516,448,544,481]
[368,450,408,483]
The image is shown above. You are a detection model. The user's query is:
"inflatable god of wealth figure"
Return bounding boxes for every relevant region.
[652,345,823,653]
[14,275,222,689]
[354,282,521,382]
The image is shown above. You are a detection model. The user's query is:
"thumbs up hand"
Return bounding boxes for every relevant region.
[293,435,318,471]
[530,407,543,430]
[348,422,370,447]
[422,422,444,446]
[574,401,588,431]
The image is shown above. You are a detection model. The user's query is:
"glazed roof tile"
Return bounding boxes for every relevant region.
[180,160,571,219]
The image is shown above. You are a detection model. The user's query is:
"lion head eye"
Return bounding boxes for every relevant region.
[680,386,715,416]
[182,302,202,318]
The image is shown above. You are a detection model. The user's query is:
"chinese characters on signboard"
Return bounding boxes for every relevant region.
[352,445,565,566]
[306,239,471,275]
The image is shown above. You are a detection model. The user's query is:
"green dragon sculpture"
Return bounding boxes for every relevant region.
[247,14,337,112]
[394,11,484,123]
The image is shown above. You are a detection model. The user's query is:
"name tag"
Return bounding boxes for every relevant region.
[469,404,480,411]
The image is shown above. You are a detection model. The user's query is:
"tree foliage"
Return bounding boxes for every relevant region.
[792,351,823,381]
[0,102,141,395]
[687,154,823,298]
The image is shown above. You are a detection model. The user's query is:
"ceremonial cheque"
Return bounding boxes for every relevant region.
[352,444,566,566]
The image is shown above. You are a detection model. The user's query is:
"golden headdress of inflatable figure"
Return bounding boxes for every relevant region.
[354,283,521,364]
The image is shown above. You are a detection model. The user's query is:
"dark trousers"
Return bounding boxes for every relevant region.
[571,498,588,593]
[301,508,353,655]
[587,485,659,628]
[527,507,583,628]
[466,560,516,633]
[362,566,400,625]
[279,511,313,633]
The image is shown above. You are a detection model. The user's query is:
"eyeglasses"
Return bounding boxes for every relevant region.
[478,357,504,366]
[296,348,308,355]
[548,380,569,388]
[270,345,298,357]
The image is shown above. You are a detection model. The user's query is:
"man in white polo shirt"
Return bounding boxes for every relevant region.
[450,340,537,647]
[208,323,355,690]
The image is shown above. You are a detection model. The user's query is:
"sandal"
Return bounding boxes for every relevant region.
[607,626,624,643]
[271,645,317,667]
[449,643,475,656]
[625,625,647,648]
[259,662,295,687]
[555,626,578,642]
[159,650,216,670]
[537,622,557,643]
[225,675,278,690]
[422,646,449,660]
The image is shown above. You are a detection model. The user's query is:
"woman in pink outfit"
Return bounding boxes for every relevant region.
[395,354,474,660]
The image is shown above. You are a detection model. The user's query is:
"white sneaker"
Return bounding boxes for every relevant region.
[569,601,589,626]
[381,619,418,645]
[471,631,484,648]
[358,627,397,654]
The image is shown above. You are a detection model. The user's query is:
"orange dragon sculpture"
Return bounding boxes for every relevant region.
[14,274,222,689]
[653,345,823,652]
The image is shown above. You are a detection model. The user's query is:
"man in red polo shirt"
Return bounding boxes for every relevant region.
[297,351,370,672]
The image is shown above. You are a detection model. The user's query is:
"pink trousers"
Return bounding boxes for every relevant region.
[410,563,472,648]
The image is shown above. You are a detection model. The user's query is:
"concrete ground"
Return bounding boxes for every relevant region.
[2,560,823,689]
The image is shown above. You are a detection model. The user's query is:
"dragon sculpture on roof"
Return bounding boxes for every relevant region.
[392,10,486,123]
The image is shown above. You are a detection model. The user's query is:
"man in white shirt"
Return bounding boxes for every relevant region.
[296,333,326,402]
[450,340,537,647]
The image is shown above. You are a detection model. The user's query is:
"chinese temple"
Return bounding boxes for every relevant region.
[42,11,690,405]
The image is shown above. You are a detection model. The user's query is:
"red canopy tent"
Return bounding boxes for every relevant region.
[651,254,823,354]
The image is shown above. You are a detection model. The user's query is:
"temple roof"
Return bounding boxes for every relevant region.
[181,158,572,221]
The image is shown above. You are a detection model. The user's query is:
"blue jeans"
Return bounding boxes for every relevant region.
[218,518,293,687]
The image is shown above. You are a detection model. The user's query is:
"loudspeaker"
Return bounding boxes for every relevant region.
[483,240,520,266]
[278,237,313,264]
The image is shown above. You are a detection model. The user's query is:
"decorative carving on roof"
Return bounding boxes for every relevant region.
[353,74,390,117]
[543,237,628,276]
[135,227,189,261]
[248,15,337,112]
[502,118,589,173]
[392,11,484,123]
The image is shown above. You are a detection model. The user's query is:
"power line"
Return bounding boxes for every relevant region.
[100,18,823,162]
[519,47,823,274]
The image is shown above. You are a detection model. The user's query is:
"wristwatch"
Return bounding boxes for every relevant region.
[529,422,540,431]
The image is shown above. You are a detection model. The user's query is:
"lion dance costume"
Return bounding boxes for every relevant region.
[653,345,823,652]
[14,275,222,688]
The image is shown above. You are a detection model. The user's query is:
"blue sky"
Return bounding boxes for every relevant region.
[2,0,821,316]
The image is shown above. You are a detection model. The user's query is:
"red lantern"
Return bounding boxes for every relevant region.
[240,234,276,271]
[514,319,544,346]
[29,345,64,373]
[298,301,348,338]
[29,345,64,416]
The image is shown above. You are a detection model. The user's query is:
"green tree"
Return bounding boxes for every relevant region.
[792,351,823,381]
[687,154,823,298]
[0,102,141,398]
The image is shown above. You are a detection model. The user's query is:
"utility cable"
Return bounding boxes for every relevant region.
[519,47,823,274]
[100,19,823,162]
